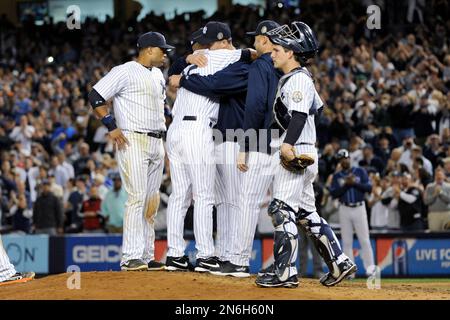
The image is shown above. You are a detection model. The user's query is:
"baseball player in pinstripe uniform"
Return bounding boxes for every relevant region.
[0,236,35,285]
[165,22,252,273]
[174,62,249,268]
[255,22,357,288]
[88,32,174,271]
[171,36,253,276]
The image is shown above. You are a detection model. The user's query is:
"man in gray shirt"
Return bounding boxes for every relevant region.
[424,168,450,231]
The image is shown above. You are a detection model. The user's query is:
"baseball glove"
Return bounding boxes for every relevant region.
[280,153,315,174]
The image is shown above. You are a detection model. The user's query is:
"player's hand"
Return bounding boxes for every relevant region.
[186,53,208,67]
[169,75,182,88]
[237,152,248,172]
[434,185,442,196]
[109,128,129,151]
[280,143,295,162]
[345,174,356,186]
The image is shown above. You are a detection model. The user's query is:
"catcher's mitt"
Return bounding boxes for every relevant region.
[280,153,315,173]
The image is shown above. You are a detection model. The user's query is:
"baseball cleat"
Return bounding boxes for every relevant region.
[165,256,194,271]
[255,274,299,288]
[194,257,221,273]
[0,272,35,286]
[211,261,250,278]
[257,263,275,277]
[319,259,357,287]
[121,259,148,271]
[147,260,165,271]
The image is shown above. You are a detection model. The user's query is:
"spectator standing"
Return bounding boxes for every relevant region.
[73,143,92,176]
[101,175,126,233]
[33,180,64,235]
[394,172,425,231]
[81,186,103,232]
[10,193,32,233]
[381,171,403,229]
[48,156,70,188]
[359,144,384,174]
[424,168,450,231]
[367,173,389,229]
[412,96,435,146]
[9,115,35,156]
[65,177,87,233]
[423,134,445,170]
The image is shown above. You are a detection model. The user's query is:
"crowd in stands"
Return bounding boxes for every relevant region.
[0,0,449,235]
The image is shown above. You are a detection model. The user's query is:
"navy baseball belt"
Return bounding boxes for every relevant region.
[341,201,364,208]
[182,115,213,128]
[133,131,164,139]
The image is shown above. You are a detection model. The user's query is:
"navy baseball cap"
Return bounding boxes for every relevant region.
[137,32,175,51]
[194,21,231,45]
[246,20,280,36]
[190,28,203,46]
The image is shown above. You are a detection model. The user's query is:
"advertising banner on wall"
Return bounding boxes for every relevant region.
[65,235,122,271]
[377,238,450,276]
[2,235,49,273]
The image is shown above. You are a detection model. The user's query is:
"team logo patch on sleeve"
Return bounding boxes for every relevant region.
[292,91,303,103]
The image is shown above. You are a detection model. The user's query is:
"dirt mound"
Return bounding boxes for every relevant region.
[1,271,449,300]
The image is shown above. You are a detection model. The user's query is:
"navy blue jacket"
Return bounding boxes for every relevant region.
[329,167,372,204]
[168,56,188,77]
[180,61,249,140]
[242,53,281,153]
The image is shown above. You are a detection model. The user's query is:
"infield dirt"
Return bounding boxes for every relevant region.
[0,271,449,300]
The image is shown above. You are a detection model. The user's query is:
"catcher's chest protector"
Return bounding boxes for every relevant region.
[272,67,313,132]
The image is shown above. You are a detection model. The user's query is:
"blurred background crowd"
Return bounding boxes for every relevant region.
[0,0,449,235]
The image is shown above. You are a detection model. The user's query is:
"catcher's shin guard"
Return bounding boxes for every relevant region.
[268,199,299,281]
[296,209,342,279]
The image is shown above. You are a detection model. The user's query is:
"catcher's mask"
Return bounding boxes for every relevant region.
[267,21,319,60]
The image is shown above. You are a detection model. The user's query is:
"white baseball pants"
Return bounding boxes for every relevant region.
[166,120,216,259]
[117,131,164,265]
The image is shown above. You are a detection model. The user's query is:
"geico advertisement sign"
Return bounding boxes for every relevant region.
[72,245,122,263]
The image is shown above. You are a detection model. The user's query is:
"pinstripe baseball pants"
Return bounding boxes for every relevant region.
[0,236,16,282]
[117,131,165,265]
[166,120,216,259]
[214,141,242,261]
[229,152,275,266]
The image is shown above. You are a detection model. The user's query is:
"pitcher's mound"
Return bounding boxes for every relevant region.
[1,271,449,300]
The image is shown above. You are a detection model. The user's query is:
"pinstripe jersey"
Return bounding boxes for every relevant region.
[93,61,166,132]
[276,67,323,145]
[171,49,243,124]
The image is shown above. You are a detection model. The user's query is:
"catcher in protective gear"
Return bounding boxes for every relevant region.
[280,147,315,173]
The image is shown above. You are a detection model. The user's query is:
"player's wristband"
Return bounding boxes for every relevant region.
[101,114,117,132]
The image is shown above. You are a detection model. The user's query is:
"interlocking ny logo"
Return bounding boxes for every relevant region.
[366,5,381,30]
[66,5,81,30]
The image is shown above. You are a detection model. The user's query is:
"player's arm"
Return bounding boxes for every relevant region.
[240,62,269,151]
[237,62,269,172]
[88,66,129,150]
[179,62,249,98]
[280,75,314,161]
